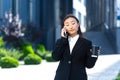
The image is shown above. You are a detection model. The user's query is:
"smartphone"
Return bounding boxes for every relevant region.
[64,31,68,38]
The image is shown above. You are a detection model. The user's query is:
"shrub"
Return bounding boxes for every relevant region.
[0,48,7,59]
[36,44,46,59]
[45,51,56,62]
[19,41,35,60]
[6,49,23,60]
[36,44,46,53]
[0,56,19,68]
[22,42,34,54]
[36,50,46,59]
[0,48,23,60]
[24,53,42,65]
[0,37,5,47]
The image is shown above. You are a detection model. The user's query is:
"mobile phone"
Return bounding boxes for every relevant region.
[64,31,68,38]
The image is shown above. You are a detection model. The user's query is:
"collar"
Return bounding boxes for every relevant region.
[68,34,79,42]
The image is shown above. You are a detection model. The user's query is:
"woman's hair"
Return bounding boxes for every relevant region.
[62,14,83,37]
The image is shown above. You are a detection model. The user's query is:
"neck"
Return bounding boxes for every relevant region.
[70,33,78,38]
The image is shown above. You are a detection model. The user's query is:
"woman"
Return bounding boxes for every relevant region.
[52,14,99,80]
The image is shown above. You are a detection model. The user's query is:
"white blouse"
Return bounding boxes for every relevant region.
[68,34,79,54]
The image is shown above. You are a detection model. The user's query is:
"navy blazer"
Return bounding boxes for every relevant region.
[52,37,98,80]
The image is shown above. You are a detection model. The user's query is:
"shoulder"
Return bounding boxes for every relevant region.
[55,37,68,44]
[80,37,92,45]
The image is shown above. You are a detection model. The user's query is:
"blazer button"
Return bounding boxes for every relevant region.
[68,61,71,64]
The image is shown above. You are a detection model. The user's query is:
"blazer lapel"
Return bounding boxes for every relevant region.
[71,37,84,56]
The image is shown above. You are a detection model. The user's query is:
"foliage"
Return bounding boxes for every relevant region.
[45,51,56,62]
[0,48,7,59]
[36,50,46,59]
[36,44,46,52]
[0,10,25,53]
[36,44,46,59]
[0,47,22,60]
[24,53,42,65]
[0,56,19,68]
[35,44,55,62]
[24,22,42,43]
[0,10,58,68]
[0,10,24,43]
[22,42,34,54]
[0,37,5,47]
[18,40,35,60]
[6,49,23,60]
[116,72,120,80]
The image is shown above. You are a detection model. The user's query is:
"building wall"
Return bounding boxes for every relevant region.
[86,0,120,54]
[0,0,12,17]
[0,0,73,50]
[73,0,86,32]
[86,0,115,30]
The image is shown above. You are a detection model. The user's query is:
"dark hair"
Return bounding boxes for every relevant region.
[62,14,83,37]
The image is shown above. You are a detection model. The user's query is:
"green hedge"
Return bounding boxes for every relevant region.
[45,51,56,62]
[0,48,22,60]
[24,54,42,65]
[0,37,5,47]
[0,48,7,59]
[0,56,19,68]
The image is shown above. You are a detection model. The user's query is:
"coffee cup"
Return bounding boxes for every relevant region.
[91,45,100,57]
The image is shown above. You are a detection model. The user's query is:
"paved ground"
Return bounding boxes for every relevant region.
[0,54,120,80]
[87,54,120,80]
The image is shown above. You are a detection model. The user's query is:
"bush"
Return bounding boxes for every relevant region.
[0,48,7,59]
[0,56,19,68]
[24,53,42,65]
[45,51,56,62]
[36,50,46,59]
[0,37,5,47]
[6,49,23,60]
[36,44,46,52]
[0,48,23,60]
[22,42,34,54]
[19,41,35,60]
[36,44,46,59]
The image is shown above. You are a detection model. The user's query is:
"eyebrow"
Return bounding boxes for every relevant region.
[71,21,75,23]
[65,20,76,24]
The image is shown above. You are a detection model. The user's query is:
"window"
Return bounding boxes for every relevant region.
[79,0,81,2]
[73,8,76,15]
[78,12,81,24]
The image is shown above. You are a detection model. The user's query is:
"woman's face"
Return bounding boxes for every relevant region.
[64,17,79,37]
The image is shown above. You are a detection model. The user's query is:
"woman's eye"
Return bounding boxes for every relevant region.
[66,24,69,26]
[72,23,75,25]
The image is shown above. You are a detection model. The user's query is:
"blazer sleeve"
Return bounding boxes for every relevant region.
[85,41,98,68]
[52,37,68,61]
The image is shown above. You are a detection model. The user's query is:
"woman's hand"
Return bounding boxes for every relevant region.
[98,49,100,55]
[61,28,67,38]
[90,48,100,57]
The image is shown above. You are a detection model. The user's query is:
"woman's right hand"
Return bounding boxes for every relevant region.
[61,28,67,38]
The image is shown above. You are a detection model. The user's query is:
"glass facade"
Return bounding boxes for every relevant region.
[0,0,73,50]
[73,0,86,32]
[116,0,120,27]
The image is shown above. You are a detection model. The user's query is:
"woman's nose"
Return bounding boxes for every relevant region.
[69,26,73,29]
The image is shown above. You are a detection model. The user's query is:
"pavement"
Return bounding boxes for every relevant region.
[87,54,120,80]
[0,54,120,80]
